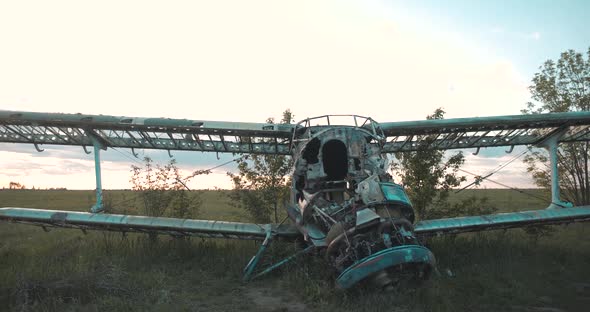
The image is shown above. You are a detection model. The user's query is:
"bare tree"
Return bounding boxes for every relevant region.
[130,157,203,218]
[227,110,294,223]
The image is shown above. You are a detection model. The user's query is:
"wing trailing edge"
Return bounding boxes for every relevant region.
[414,206,590,237]
[0,208,300,240]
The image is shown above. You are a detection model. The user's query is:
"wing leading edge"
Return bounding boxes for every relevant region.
[0,207,300,240]
[3,205,590,241]
[379,111,590,152]
[6,110,590,154]
[0,110,296,155]
[415,206,590,237]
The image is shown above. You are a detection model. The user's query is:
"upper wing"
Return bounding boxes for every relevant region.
[415,206,590,237]
[0,110,295,154]
[0,207,300,240]
[379,112,590,152]
[0,110,300,242]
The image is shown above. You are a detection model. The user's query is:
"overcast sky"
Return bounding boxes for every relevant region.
[1,0,589,190]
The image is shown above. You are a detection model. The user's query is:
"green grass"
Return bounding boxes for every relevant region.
[1,189,589,311]
[449,188,550,211]
[0,189,250,222]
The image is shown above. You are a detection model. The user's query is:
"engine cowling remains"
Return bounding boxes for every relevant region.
[289,123,434,288]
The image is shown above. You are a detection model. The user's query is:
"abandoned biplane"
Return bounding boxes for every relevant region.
[2,110,590,289]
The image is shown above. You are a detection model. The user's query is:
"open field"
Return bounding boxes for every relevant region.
[1,189,589,311]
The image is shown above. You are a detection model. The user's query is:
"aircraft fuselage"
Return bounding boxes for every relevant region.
[286,116,434,288]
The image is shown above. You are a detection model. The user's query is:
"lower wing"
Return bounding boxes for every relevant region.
[415,206,590,237]
[0,207,300,240]
[2,206,590,241]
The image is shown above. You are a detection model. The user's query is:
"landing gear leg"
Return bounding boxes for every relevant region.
[243,225,315,282]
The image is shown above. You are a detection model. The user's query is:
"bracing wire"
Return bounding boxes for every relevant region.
[457,148,529,192]
[484,149,529,177]
[110,146,144,166]
[455,146,551,202]
[457,168,549,203]
[106,147,248,207]
[204,155,249,172]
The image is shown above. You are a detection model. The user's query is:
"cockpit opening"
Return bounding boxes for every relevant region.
[322,139,348,181]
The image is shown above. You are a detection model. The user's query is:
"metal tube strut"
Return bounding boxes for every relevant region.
[90,137,104,213]
[249,245,315,281]
[243,225,272,281]
[541,129,573,209]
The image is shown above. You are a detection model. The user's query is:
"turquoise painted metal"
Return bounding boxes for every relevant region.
[336,245,435,289]
[378,111,590,152]
[0,109,296,155]
[380,182,412,204]
[243,225,273,281]
[0,207,299,240]
[246,245,315,281]
[414,206,590,237]
[90,136,104,213]
[539,128,574,209]
[4,109,590,289]
[0,110,296,134]
[243,224,316,282]
[3,206,589,241]
[378,111,590,135]
[4,110,590,154]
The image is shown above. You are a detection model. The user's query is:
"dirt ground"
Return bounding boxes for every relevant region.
[245,286,310,312]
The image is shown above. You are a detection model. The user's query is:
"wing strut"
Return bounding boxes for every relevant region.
[242,225,315,282]
[89,135,105,213]
[540,128,573,209]
[243,225,273,281]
